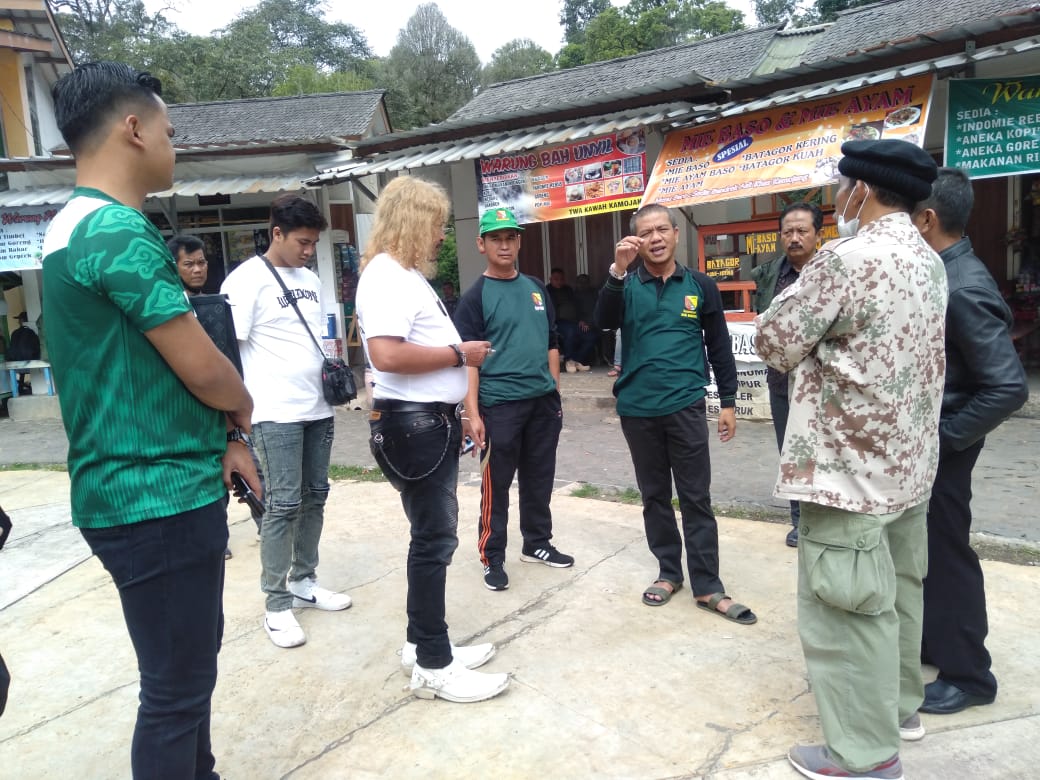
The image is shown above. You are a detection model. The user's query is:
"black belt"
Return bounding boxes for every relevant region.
[372,399,460,417]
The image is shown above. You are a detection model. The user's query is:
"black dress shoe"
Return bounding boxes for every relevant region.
[919,678,995,714]
[785,526,799,547]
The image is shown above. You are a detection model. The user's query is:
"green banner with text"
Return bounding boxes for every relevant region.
[946,77,1040,179]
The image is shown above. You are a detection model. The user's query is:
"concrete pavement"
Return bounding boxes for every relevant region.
[2,468,1040,778]
[2,366,1039,543]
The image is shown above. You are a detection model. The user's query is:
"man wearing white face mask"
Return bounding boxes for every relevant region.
[756,139,947,780]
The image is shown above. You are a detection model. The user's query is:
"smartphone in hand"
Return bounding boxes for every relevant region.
[230,471,264,521]
[461,436,476,455]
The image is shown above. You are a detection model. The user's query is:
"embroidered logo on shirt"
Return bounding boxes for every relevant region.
[532,292,545,311]
[681,295,699,319]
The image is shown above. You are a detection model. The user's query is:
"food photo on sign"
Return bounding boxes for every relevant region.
[475,127,649,223]
[641,75,935,208]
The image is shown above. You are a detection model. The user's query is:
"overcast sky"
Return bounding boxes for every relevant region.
[145,0,757,64]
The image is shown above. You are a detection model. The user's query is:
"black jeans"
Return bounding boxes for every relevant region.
[768,388,801,528]
[620,399,725,595]
[370,407,461,670]
[477,391,563,566]
[80,499,227,780]
[922,438,997,697]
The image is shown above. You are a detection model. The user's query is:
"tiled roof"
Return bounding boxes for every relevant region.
[804,0,1038,62]
[449,26,780,122]
[168,90,385,146]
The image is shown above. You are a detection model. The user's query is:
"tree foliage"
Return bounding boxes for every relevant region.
[559,0,610,45]
[55,0,372,103]
[382,3,481,129]
[482,39,554,86]
[564,0,746,67]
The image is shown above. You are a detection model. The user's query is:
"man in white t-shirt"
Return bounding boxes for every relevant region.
[356,176,509,704]
[221,194,351,649]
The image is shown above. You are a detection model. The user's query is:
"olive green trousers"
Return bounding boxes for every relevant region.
[797,499,929,771]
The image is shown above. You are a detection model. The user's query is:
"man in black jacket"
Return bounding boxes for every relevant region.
[912,167,1029,715]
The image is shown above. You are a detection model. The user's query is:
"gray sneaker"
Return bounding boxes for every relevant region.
[788,745,903,780]
[899,712,925,741]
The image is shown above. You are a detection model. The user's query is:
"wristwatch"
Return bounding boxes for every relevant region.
[608,263,627,281]
[227,427,251,446]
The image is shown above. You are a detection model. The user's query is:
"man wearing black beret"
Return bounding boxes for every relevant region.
[756,139,948,780]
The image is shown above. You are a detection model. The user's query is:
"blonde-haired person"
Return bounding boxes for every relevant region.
[355,176,509,703]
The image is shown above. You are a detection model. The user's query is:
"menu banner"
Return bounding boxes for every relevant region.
[642,75,934,208]
[476,128,648,224]
[0,205,59,272]
[946,77,1040,179]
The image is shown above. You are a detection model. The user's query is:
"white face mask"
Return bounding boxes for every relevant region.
[837,184,869,237]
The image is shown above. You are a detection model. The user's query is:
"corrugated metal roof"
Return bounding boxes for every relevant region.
[0,173,310,208]
[308,104,705,185]
[707,34,1040,121]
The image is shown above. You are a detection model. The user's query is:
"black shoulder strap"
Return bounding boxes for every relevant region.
[260,256,326,361]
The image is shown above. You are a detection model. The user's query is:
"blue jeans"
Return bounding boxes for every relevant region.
[80,499,228,780]
[370,406,461,669]
[253,417,334,612]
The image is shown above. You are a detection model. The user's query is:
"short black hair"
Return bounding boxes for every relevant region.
[915,167,974,236]
[270,194,328,234]
[52,62,163,155]
[551,267,565,276]
[779,202,823,232]
[629,203,677,234]
[843,177,917,214]
[167,234,204,259]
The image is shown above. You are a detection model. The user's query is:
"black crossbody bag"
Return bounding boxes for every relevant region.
[261,256,357,405]
[190,293,244,376]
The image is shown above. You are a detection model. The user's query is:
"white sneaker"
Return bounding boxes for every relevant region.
[288,577,352,611]
[400,641,496,676]
[565,360,578,373]
[264,609,306,648]
[576,362,591,372]
[410,658,509,703]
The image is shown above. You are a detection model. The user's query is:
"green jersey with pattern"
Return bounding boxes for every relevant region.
[42,187,226,528]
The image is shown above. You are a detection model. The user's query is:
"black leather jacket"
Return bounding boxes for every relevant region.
[940,237,1028,452]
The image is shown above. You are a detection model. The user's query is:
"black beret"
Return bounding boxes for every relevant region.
[838,139,938,202]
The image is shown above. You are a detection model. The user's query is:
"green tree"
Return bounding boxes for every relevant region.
[272,64,373,97]
[559,0,611,45]
[809,0,874,23]
[482,39,554,86]
[56,0,374,103]
[584,7,640,63]
[54,0,175,65]
[753,0,798,25]
[435,230,459,293]
[382,4,481,129]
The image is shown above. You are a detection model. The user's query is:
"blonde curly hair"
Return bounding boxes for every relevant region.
[361,176,450,277]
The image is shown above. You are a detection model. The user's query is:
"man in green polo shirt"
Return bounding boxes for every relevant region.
[42,62,257,779]
[596,203,755,624]
[455,208,574,591]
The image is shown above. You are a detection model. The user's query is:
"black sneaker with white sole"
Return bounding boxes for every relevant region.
[483,563,509,591]
[520,544,574,568]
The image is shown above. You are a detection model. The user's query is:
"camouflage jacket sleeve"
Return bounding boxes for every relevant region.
[753,245,853,373]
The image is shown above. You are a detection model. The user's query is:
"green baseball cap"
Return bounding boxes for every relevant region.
[479,208,525,236]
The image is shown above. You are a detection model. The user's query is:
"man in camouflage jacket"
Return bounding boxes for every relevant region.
[755,140,947,780]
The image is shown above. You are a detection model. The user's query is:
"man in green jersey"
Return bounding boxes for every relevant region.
[455,208,573,592]
[43,62,257,779]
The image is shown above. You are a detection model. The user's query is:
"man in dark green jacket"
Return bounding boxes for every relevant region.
[750,202,822,547]
[596,203,754,624]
